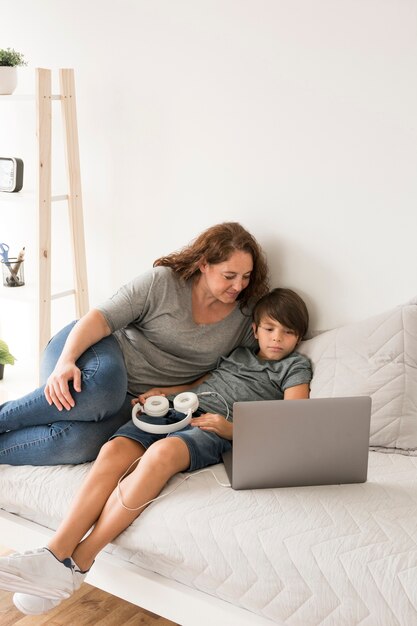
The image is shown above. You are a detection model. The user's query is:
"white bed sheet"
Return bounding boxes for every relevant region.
[0,452,417,625]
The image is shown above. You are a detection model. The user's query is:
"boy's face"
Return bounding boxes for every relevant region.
[253,315,300,361]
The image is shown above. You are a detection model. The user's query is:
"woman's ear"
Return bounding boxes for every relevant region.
[198,260,208,274]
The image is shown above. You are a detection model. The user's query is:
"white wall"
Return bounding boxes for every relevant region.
[1,0,416,339]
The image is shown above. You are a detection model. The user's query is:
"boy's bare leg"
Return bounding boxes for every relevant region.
[48,437,145,561]
[71,436,190,571]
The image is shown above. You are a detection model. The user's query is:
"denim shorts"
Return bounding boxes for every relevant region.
[109,409,232,472]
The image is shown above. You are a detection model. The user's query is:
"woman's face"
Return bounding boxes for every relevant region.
[199,250,253,304]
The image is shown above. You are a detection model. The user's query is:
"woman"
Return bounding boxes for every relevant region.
[0,288,311,616]
[0,222,269,465]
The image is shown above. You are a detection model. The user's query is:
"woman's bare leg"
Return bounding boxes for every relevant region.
[48,437,144,561]
[71,436,190,571]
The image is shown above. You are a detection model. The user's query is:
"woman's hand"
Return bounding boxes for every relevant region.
[43,309,112,411]
[191,413,233,440]
[44,360,82,411]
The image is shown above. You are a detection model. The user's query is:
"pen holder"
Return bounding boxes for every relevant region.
[2,258,25,287]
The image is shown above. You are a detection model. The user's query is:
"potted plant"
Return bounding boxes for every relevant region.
[0,48,27,95]
[0,339,15,380]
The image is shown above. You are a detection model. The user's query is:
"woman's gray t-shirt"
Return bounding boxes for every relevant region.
[96,266,256,394]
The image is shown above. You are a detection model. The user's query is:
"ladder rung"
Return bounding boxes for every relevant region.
[51,194,69,202]
[51,289,76,301]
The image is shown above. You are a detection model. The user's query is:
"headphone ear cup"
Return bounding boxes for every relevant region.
[142,395,170,417]
[173,392,199,414]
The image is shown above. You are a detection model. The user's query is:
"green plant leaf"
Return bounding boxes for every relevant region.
[0,48,27,67]
[0,339,15,365]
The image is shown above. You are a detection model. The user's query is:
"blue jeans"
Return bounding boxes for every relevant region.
[110,409,233,471]
[0,322,131,465]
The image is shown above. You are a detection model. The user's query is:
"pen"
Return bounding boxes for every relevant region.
[6,247,25,285]
[12,247,25,274]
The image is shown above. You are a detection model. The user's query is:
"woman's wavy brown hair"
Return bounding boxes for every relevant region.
[154,222,269,308]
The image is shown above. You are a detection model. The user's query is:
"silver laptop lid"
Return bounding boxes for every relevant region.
[224,396,371,490]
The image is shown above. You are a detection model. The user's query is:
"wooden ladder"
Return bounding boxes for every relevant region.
[36,68,89,364]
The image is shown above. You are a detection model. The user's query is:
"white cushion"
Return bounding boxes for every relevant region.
[299,297,417,454]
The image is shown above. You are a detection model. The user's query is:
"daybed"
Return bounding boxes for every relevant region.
[0,298,416,626]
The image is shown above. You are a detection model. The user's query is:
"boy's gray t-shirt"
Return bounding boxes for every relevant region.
[185,347,312,420]
[96,266,256,394]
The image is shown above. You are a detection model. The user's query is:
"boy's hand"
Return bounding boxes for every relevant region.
[132,388,167,406]
[191,413,233,440]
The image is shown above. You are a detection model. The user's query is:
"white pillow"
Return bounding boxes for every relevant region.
[299,297,417,455]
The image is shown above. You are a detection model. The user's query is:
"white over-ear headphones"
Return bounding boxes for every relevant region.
[131,392,200,434]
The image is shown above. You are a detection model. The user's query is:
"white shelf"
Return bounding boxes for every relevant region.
[0,94,61,101]
[0,191,71,204]
[0,190,35,203]
[0,283,35,302]
[0,94,34,101]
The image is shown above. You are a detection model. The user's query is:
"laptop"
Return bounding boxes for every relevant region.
[222,396,372,490]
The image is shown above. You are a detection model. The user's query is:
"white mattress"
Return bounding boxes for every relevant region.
[0,452,417,625]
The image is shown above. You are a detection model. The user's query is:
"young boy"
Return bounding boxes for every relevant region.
[0,288,312,615]
[133,286,312,441]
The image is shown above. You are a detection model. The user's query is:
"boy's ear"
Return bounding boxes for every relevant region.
[252,322,258,338]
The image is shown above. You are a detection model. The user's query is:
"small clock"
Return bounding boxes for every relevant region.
[0,157,24,192]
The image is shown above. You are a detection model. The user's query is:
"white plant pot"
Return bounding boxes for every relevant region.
[0,67,18,95]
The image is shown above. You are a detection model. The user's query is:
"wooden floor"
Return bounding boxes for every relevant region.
[0,547,180,626]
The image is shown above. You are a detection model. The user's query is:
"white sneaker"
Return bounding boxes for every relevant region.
[13,592,61,615]
[13,555,89,616]
[0,547,86,600]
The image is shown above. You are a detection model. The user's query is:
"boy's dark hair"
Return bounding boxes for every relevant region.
[252,288,309,339]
